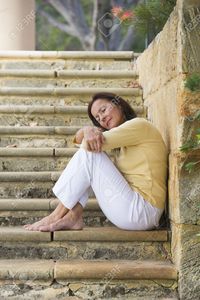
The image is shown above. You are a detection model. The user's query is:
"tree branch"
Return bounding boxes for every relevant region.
[39,10,76,36]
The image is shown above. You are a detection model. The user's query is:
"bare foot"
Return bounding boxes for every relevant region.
[24,202,70,231]
[24,213,61,231]
[39,211,84,232]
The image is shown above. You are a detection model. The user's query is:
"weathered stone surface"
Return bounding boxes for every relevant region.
[0,181,55,198]
[55,260,177,280]
[136,3,181,98]
[0,94,143,108]
[182,3,200,73]
[136,1,199,299]
[0,87,141,96]
[143,78,182,152]
[0,227,51,242]
[0,78,136,89]
[0,171,60,182]
[0,239,171,261]
[0,259,54,283]
[0,50,136,59]
[179,166,200,224]
[0,197,98,211]
[0,279,178,299]
[0,213,107,227]
[0,156,71,172]
[54,227,168,242]
[0,136,69,148]
[171,223,200,300]
[0,198,51,211]
[0,113,88,127]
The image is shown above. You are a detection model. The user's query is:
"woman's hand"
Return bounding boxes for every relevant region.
[83,126,105,152]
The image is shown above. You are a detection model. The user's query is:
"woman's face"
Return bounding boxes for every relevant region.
[91,98,125,130]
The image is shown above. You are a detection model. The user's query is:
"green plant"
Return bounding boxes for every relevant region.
[112,0,176,45]
[180,126,200,173]
[184,73,200,91]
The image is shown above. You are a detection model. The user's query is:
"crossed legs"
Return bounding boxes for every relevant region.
[24,202,84,231]
[24,148,158,232]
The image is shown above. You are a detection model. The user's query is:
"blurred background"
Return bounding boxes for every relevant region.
[36,0,176,52]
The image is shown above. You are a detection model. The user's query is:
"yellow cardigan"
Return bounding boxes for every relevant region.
[75,117,168,210]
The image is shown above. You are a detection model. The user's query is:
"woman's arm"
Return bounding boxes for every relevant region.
[74,128,85,144]
[80,118,148,151]
[74,126,105,152]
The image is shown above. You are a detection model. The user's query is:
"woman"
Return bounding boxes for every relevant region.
[24,92,168,232]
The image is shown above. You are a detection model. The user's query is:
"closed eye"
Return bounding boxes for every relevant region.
[95,106,106,122]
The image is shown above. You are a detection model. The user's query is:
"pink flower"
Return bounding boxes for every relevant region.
[120,11,134,21]
[111,6,123,17]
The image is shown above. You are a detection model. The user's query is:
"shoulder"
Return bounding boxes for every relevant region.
[121,117,149,128]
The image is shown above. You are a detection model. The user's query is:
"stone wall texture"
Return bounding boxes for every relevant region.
[136,0,200,299]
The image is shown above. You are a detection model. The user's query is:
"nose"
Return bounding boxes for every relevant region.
[99,112,108,124]
[100,114,106,121]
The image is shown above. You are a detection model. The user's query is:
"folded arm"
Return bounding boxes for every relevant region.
[74,126,105,152]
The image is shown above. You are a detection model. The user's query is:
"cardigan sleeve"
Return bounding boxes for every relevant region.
[80,118,148,151]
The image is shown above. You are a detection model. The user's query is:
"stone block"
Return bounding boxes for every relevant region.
[182,3,200,73]
[171,223,200,300]
[0,232,170,261]
[55,260,177,280]
[0,227,51,242]
[54,227,168,242]
[168,150,200,225]
[136,4,181,97]
[0,259,54,284]
[143,77,182,152]
[0,278,178,299]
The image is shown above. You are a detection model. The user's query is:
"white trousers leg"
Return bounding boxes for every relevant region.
[52,148,164,230]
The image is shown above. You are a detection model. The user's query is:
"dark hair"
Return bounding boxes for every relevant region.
[88,92,137,130]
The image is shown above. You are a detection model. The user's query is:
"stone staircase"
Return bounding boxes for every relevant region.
[0,51,178,299]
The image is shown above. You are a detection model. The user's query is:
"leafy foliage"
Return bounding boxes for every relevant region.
[133,0,176,43]
[184,73,200,91]
[184,161,200,173]
[180,126,200,173]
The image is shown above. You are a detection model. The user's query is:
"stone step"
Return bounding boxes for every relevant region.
[0,147,114,171]
[0,70,139,88]
[0,105,145,126]
[0,197,98,211]
[0,209,108,228]
[0,171,61,182]
[0,69,138,78]
[0,93,143,108]
[0,197,168,229]
[0,59,133,71]
[0,226,168,242]
[0,171,60,199]
[60,70,139,79]
[0,147,77,172]
[0,126,79,148]
[0,196,108,227]
[0,198,167,229]
[0,50,139,59]
[0,87,142,96]
[0,51,139,72]
[0,227,170,261]
[0,259,177,299]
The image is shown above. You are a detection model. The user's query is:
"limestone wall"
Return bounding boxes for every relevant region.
[136,0,200,299]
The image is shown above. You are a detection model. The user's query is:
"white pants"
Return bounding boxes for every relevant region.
[52,148,164,230]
